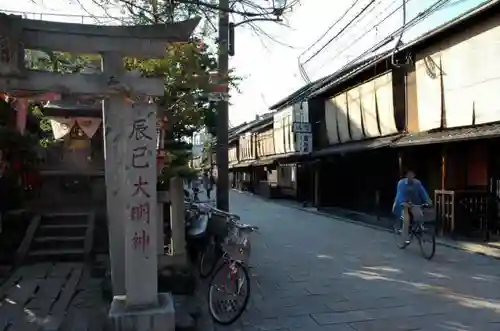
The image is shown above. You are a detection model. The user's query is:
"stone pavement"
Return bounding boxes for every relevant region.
[215,191,500,331]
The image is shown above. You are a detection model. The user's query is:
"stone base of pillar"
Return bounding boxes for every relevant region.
[108,293,175,331]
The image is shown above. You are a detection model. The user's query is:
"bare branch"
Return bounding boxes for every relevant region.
[247,21,299,50]
[70,0,301,53]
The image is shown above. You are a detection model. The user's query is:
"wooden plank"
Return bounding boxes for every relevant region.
[0,264,47,299]
[83,213,95,261]
[47,264,74,279]
[29,263,54,279]
[35,278,66,299]
[44,265,83,331]
[15,215,41,266]
[0,264,52,331]
[0,300,24,331]
[5,278,40,306]
[20,18,200,58]
[10,316,41,331]
[0,70,164,97]
[0,269,23,300]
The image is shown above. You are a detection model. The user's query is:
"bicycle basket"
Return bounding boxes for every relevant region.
[221,226,251,263]
[208,213,230,237]
[421,207,436,224]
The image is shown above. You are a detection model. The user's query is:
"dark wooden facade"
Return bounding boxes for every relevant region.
[226,1,500,240]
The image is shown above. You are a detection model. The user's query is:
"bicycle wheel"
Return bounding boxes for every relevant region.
[199,236,220,278]
[418,223,436,260]
[208,260,251,325]
[393,219,410,249]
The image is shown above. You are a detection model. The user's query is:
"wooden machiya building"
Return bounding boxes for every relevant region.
[227,105,313,199]
[391,1,500,241]
[228,114,274,192]
[268,0,500,241]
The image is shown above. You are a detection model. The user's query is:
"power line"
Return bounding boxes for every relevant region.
[315,0,414,72]
[318,0,473,72]
[297,0,363,83]
[303,0,377,64]
[298,0,390,83]
[298,0,362,60]
[313,0,453,96]
[346,0,451,66]
[304,0,397,77]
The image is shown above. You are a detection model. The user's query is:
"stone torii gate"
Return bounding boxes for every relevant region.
[0,13,199,330]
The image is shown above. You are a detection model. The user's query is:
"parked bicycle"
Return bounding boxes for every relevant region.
[393,203,436,260]
[197,208,238,279]
[204,208,259,325]
[184,198,215,265]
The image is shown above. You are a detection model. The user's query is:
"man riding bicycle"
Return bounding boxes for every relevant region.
[392,169,432,244]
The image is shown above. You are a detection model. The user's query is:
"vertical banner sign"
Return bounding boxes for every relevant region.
[124,102,158,307]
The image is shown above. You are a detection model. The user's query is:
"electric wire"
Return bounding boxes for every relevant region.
[297,0,362,83]
[298,0,390,82]
[303,0,377,64]
[303,0,399,78]
[310,0,413,75]
[298,0,362,60]
[313,0,452,96]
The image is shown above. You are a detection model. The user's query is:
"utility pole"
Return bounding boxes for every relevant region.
[214,0,285,211]
[216,0,230,211]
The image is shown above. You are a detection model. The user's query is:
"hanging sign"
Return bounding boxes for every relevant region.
[76,117,102,138]
[48,117,76,139]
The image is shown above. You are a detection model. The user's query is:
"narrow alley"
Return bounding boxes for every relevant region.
[217,191,500,331]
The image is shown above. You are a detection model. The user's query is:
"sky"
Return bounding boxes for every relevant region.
[2,0,488,126]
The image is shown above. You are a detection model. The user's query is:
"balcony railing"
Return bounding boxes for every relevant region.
[435,189,494,240]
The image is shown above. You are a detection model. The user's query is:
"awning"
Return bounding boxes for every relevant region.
[229,151,309,168]
[252,158,277,166]
[392,123,500,147]
[312,135,401,158]
[230,160,254,169]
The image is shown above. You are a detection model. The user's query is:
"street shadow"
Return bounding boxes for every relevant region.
[341,261,500,329]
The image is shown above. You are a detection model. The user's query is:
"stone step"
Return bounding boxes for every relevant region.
[29,248,85,257]
[34,236,86,242]
[31,236,86,250]
[34,236,85,242]
[40,224,88,229]
[38,223,88,237]
[41,214,89,226]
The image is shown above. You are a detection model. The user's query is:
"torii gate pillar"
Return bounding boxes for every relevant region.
[0,14,200,331]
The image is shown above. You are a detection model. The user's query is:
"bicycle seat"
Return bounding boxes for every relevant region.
[234,223,259,231]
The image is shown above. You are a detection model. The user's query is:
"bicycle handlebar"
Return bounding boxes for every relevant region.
[210,207,240,220]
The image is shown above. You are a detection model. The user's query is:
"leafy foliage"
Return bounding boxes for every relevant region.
[120,3,241,186]
[126,38,230,186]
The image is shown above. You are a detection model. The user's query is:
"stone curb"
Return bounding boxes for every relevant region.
[231,189,500,261]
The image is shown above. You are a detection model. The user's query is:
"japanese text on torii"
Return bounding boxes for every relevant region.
[128,116,153,254]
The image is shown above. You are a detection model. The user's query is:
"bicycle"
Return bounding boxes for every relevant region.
[206,212,259,325]
[393,203,436,260]
[198,207,238,279]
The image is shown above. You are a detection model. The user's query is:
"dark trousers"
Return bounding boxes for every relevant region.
[206,189,212,199]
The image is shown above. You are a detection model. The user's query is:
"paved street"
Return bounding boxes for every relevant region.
[216,191,500,331]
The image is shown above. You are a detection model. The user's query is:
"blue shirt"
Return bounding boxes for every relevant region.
[392,178,431,217]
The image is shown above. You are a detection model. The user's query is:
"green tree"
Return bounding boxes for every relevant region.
[119,2,245,187]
